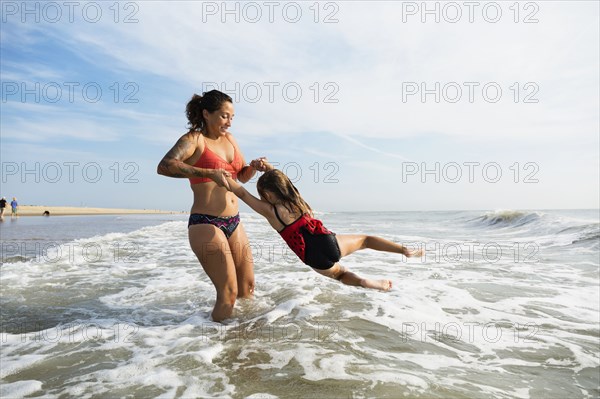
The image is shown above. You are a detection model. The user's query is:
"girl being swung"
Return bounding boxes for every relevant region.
[228,165,423,289]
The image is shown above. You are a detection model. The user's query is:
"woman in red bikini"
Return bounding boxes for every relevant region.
[158,90,264,321]
[227,166,424,291]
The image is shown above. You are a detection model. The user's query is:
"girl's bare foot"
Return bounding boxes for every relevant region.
[405,248,424,258]
[361,279,393,291]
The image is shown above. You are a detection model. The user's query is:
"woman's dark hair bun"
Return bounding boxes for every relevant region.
[186,90,233,131]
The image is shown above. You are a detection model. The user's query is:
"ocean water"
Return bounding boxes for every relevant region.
[0,210,598,398]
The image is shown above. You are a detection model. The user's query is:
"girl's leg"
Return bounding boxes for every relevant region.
[313,263,392,291]
[336,234,423,258]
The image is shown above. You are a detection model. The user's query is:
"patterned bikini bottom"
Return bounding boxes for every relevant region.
[188,213,240,239]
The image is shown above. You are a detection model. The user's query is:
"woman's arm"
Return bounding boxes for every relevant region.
[237,165,256,184]
[157,132,231,187]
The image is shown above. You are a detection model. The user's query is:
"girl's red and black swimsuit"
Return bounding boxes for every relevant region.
[274,207,341,270]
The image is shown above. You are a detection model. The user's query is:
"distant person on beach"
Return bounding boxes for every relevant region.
[10,197,18,217]
[0,197,6,217]
[157,90,267,322]
[227,164,424,291]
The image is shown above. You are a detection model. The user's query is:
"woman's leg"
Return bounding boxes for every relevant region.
[227,223,255,298]
[189,224,238,322]
[336,234,423,258]
[313,263,392,291]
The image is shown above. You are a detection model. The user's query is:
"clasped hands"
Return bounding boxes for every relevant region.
[212,157,272,190]
[249,157,272,172]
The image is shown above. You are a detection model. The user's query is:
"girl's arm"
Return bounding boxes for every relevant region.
[227,178,276,222]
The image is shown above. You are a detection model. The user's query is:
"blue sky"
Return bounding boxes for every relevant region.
[1,1,598,212]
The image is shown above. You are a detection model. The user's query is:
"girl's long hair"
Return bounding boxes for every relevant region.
[257,170,313,217]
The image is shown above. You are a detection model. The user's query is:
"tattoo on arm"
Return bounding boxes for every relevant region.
[167,136,195,160]
[158,134,202,178]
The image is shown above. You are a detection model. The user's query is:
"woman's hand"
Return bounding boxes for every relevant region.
[250,157,273,172]
[211,169,232,189]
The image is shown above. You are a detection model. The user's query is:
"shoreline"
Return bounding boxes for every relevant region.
[4,205,185,217]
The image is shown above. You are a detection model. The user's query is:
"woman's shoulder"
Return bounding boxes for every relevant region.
[179,130,204,149]
[183,130,202,141]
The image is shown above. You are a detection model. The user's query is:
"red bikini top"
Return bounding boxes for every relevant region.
[189,136,244,185]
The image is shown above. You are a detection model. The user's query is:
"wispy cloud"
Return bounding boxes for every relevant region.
[330,131,413,161]
[3,2,597,142]
[1,1,597,210]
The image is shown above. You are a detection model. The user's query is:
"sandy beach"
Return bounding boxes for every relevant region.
[7,205,184,217]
